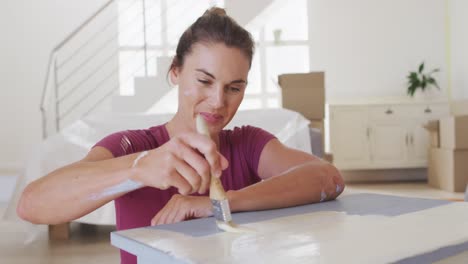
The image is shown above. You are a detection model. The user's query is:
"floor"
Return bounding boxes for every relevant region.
[0,181,466,264]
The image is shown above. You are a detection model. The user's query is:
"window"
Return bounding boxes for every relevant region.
[117,0,309,110]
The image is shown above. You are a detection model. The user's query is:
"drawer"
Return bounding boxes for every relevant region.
[368,105,413,120]
[416,104,450,118]
[369,104,450,121]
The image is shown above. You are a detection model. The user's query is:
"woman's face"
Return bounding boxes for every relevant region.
[171,42,250,134]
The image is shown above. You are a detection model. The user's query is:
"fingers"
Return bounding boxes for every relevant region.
[178,134,224,178]
[163,165,192,195]
[151,195,193,226]
[172,142,211,193]
[220,154,229,170]
[173,158,203,194]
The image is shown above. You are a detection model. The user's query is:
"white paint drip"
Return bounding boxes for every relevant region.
[89,151,148,200]
[118,202,468,264]
[336,184,342,193]
[319,190,327,202]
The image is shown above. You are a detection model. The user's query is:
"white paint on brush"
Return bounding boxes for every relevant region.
[89,151,148,200]
[119,202,468,263]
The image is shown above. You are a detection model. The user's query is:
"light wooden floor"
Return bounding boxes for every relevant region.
[0,181,465,263]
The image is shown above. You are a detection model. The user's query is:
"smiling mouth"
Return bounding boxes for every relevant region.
[199,112,224,124]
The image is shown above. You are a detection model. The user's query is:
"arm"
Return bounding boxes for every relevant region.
[227,139,344,212]
[17,133,226,225]
[18,147,144,224]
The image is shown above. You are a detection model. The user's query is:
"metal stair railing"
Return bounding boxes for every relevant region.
[39,0,181,139]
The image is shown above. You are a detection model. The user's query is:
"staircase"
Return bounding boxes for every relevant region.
[40,0,277,139]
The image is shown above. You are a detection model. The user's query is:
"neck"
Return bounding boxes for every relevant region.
[166,112,220,147]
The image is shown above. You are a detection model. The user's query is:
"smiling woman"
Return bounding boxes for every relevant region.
[17,7,344,264]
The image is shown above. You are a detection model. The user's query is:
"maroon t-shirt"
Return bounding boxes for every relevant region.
[94,124,275,264]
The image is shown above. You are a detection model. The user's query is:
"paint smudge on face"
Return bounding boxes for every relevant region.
[183,88,195,97]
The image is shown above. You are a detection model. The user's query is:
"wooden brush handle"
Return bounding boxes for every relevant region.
[210,176,227,200]
[196,115,228,201]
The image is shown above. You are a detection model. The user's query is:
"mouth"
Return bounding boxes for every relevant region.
[199,112,224,125]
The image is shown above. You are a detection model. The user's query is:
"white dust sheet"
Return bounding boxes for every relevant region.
[120,202,468,263]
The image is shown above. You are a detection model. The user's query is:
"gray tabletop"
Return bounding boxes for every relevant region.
[111,193,468,263]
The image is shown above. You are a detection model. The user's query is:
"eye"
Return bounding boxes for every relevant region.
[229,87,241,93]
[197,79,210,85]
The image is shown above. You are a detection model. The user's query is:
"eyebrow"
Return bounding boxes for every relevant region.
[195,68,247,84]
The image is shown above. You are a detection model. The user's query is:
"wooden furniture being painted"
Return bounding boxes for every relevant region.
[111,193,468,263]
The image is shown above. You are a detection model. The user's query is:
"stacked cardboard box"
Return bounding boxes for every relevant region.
[427,112,468,192]
[278,72,332,162]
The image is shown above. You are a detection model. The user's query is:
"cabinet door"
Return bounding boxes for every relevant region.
[369,122,408,167]
[408,121,429,165]
[330,107,370,169]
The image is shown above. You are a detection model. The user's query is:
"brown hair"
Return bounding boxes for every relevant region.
[169,7,255,72]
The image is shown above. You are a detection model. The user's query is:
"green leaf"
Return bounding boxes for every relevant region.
[418,62,425,73]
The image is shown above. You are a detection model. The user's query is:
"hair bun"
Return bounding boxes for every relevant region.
[203,7,227,17]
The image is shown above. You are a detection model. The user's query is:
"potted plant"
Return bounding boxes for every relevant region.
[407,62,440,97]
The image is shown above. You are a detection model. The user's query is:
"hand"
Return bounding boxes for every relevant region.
[151,194,212,226]
[133,132,229,195]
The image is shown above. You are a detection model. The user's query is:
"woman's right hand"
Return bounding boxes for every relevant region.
[131,132,228,195]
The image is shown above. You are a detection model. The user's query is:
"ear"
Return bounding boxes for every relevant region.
[169,67,180,86]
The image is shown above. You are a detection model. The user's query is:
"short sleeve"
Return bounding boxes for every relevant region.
[93,129,157,158]
[241,126,276,174]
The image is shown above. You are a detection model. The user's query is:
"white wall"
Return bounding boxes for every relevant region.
[307,0,448,101]
[450,0,468,99]
[0,0,109,172]
[1,0,465,173]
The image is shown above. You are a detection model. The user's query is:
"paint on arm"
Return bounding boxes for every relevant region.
[88,151,148,200]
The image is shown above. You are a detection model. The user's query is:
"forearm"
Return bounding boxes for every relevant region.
[227,160,344,212]
[17,153,141,224]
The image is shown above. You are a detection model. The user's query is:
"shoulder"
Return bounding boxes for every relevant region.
[93,125,167,157]
[223,125,275,143]
[222,126,276,172]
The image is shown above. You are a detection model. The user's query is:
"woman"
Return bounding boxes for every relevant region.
[18,7,344,264]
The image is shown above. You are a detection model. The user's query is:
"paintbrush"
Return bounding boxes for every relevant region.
[195,115,236,231]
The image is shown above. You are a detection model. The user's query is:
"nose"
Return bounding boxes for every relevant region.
[208,85,225,109]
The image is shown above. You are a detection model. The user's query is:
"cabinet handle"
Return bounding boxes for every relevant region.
[385,109,393,115]
[410,134,414,145]
[367,127,370,139]
[424,107,432,114]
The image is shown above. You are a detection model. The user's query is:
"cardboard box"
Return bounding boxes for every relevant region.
[278,72,325,120]
[428,148,468,192]
[439,116,468,150]
[423,120,440,148]
[323,152,334,163]
[451,100,468,115]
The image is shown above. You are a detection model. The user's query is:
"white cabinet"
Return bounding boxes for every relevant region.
[330,101,449,170]
[329,107,370,167]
